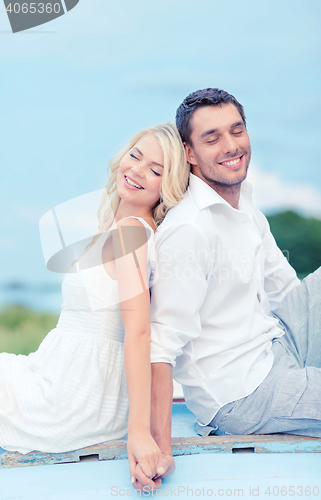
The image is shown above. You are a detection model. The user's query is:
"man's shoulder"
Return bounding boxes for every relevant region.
[157,188,210,234]
[250,204,271,236]
[239,181,271,234]
[155,189,212,249]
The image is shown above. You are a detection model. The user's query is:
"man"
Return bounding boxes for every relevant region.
[133,88,321,489]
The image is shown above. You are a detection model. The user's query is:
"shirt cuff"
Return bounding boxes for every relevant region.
[150,343,177,367]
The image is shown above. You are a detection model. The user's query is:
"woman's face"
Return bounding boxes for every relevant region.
[117,133,164,211]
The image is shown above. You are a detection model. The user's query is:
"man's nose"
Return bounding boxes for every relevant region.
[221,134,239,154]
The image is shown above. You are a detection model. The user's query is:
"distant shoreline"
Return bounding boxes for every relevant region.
[0,282,62,313]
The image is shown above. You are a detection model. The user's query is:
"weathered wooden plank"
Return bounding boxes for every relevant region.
[2,434,321,469]
[171,434,321,455]
[0,439,127,468]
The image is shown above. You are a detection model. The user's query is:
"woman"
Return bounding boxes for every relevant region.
[0,123,189,482]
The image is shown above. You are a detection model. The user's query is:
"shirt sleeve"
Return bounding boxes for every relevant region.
[258,211,301,311]
[150,222,210,367]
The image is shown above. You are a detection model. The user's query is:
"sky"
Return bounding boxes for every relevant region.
[0,0,321,284]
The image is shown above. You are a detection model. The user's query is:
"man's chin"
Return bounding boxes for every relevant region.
[225,166,249,186]
[196,163,249,190]
[217,170,248,188]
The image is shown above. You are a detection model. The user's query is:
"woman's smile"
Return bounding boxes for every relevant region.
[124,175,144,190]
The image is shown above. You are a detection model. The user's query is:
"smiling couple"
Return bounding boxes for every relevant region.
[1,88,320,491]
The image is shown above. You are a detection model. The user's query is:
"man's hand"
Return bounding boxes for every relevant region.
[156,453,175,478]
[132,453,175,492]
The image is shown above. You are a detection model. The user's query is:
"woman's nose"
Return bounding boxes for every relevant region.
[131,163,144,176]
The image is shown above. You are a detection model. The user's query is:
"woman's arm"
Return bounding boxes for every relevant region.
[113,218,162,484]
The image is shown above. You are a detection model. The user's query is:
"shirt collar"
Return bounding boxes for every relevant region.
[188,173,254,213]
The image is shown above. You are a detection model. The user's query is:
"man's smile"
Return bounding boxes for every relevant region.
[219,154,244,169]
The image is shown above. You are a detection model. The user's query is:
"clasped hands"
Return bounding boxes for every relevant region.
[127,433,175,491]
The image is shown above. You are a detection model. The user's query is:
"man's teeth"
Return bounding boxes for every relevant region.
[125,176,143,189]
[221,157,241,166]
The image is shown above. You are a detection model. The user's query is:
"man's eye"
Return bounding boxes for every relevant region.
[151,169,161,176]
[232,130,242,135]
[207,138,219,144]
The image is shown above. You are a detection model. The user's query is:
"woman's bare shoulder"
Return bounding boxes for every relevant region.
[116,217,146,228]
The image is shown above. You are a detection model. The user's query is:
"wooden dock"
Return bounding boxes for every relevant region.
[1,403,321,499]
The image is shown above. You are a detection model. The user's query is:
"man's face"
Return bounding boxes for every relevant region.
[185,103,251,191]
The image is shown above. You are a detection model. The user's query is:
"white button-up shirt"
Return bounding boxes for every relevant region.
[150,174,300,425]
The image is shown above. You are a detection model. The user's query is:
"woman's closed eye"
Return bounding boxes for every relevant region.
[129,153,139,160]
[151,168,161,176]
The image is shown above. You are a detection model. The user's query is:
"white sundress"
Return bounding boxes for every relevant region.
[0,217,155,454]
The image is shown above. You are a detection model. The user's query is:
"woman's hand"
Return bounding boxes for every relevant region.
[131,453,176,492]
[127,431,163,487]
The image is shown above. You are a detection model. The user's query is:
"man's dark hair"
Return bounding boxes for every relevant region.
[175,88,246,145]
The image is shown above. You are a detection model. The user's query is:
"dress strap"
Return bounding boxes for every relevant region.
[122,216,155,234]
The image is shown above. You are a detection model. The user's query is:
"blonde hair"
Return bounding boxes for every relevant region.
[74,123,190,260]
[98,122,189,233]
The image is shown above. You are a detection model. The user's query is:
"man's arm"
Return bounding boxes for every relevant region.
[258,211,300,310]
[149,222,210,475]
[151,362,175,477]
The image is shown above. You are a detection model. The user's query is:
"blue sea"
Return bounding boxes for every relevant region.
[0,282,62,312]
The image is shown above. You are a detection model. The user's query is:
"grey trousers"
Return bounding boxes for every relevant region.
[208,267,321,438]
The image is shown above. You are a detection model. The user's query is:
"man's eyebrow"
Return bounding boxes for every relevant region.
[132,147,163,168]
[200,128,218,139]
[200,121,245,139]
[231,121,245,129]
